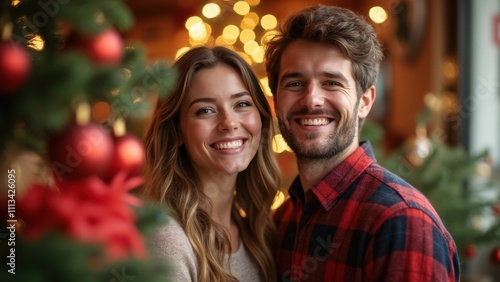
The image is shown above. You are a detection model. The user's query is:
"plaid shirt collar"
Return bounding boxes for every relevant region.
[288,141,376,211]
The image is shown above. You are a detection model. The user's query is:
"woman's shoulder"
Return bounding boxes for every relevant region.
[153,216,199,281]
[154,216,192,254]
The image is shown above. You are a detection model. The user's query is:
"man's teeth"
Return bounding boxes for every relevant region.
[300,118,329,126]
[214,140,243,150]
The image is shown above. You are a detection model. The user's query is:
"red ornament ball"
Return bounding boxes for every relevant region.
[66,28,124,65]
[0,40,31,94]
[493,204,500,216]
[491,247,500,264]
[101,133,145,181]
[48,122,114,181]
[464,244,477,259]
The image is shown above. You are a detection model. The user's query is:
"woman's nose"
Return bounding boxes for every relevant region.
[217,110,239,131]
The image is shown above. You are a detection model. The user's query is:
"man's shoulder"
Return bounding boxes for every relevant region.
[362,163,430,206]
[362,163,445,222]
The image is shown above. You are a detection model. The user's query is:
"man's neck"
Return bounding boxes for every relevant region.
[297,143,358,193]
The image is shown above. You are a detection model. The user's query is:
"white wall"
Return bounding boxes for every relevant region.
[470,0,500,166]
[468,1,500,278]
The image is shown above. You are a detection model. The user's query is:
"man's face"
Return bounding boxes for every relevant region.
[274,39,362,160]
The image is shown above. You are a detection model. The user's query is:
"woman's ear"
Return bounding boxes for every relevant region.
[358,86,376,119]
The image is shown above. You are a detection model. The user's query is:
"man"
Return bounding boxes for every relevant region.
[265,5,460,281]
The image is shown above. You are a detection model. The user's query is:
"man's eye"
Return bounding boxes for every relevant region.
[287,82,303,87]
[324,81,342,87]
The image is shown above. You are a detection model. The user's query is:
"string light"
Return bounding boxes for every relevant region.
[271,191,286,210]
[369,6,388,24]
[175,47,191,59]
[243,40,259,55]
[185,16,203,30]
[260,14,277,30]
[222,25,240,45]
[259,77,273,97]
[251,46,264,63]
[233,1,250,16]
[202,3,221,19]
[28,35,45,51]
[239,29,256,44]
[273,134,292,153]
[242,12,259,30]
[245,0,260,6]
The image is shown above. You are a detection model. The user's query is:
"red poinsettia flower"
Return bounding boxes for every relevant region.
[17,172,146,260]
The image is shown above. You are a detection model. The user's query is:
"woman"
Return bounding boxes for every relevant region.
[142,46,279,282]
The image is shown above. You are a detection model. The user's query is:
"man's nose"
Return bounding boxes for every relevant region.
[299,83,325,109]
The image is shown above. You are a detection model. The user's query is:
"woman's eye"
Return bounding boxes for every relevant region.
[195,108,215,115]
[236,101,252,108]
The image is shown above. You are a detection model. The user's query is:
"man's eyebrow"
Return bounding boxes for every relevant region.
[279,71,350,86]
[279,72,302,85]
[322,71,350,85]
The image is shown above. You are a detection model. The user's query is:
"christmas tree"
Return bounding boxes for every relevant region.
[361,101,500,270]
[0,0,176,281]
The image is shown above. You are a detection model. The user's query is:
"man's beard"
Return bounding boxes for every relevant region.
[278,108,358,160]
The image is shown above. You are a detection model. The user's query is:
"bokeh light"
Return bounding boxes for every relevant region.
[369,6,388,24]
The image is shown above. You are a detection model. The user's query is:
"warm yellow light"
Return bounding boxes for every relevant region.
[239,29,255,44]
[191,23,212,42]
[260,77,273,97]
[443,58,458,81]
[222,25,240,44]
[233,1,250,15]
[185,16,203,30]
[243,40,259,55]
[175,47,191,59]
[271,190,286,210]
[28,35,45,51]
[251,46,264,63]
[245,0,260,6]
[222,37,237,45]
[189,22,207,40]
[205,23,213,35]
[240,18,254,30]
[241,12,259,30]
[193,37,209,45]
[215,35,226,46]
[11,0,20,6]
[272,134,289,153]
[122,68,132,81]
[189,32,210,45]
[260,14,277,30]
[245,12,259,26]
[202,3,221,19]
[369,6,388,24]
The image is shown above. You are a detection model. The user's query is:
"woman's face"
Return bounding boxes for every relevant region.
[179,63,262,179]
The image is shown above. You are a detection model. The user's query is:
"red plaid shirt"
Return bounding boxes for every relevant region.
[274,141,460,281]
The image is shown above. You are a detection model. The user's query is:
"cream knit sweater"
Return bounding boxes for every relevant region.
[153,217,262,282]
